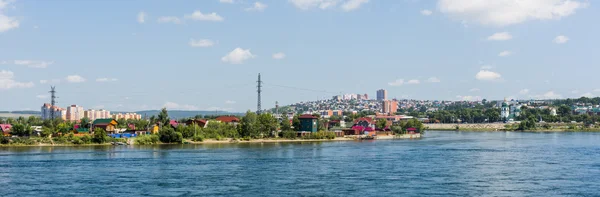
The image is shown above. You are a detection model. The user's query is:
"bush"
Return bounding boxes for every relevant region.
[282,131,297,139]
[135,135,160,145]
[92,128,108,144]
[159,127,183,143]
[1,137,8,144]
[192,135,204,142]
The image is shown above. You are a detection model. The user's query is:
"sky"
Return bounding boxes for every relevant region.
[1,0,599,112]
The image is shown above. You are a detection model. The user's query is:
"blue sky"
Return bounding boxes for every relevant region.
[1,0,598,112]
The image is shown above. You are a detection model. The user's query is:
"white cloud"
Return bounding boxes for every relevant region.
[554,35,569,44]
[137,12,146,23]
[189,39,215,47]
[163,101,198,110]
[426,77,441,83]
[221,48,255,64]
[519,89,530,95]
[246,2,268,12]
[39,80,48,84]
[487,32,512,41]
[272,52,286,60]
[0,70,34,90]
[594,89,600,92]
[289,0,340,10]
[469,88,480,92]
[289,0,368,11]
[66,75,86,83]
[36,95,48,99]
[533,91,562,99]
[185,11,224,22]
[219,0,234,3]
[0,0,18,33]
[225,100,236,104]
[388,79,405,86]
[581,92,594,98]
[421,9,433,16]
[157,16,182,24]
[571,89,579,94]
[438,0,588,27]
[96,78,118,82]
[13,60,53,68]
[341,0,369,12]
[475,70,501,81]
[498,50,512,57]
[407,79,420,84]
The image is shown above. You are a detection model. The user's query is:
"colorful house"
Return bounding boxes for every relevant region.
[151,124,159,134]
[0,124,12,137]
[298,115,318,132]
[92,119,118,134]
[186,119,208,128]
[74,128,90,137]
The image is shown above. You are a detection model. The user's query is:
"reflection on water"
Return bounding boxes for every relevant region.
[1,131,600,196]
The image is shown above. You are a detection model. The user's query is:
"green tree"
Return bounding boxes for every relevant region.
[292,115,301,131]
[375,118,387,130]
[158,108,170,127]
[558,105,571,117]
[280,114,292,131]
[159,126,182,143]
[257,113,277,137]
[80,117,90,128]
[239,111,258,138]
[11,124,32,136]
[92,128,108,144]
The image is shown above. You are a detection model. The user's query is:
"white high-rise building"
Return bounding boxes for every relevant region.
[41,103,67,120]
[66,105,84,121]
[84,109,111,120]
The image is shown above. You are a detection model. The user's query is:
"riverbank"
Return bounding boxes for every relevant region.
[1,134,421,147]
[425,123,600,132]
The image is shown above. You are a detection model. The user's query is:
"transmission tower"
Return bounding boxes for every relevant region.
[49,86,57,119]
[257,73,262,114]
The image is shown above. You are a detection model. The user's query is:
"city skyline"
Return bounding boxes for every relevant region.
[1,0,599,112]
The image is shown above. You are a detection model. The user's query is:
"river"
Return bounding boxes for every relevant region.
[1,131,599,196]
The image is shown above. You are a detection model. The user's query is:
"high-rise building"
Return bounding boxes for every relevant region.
[84,109,111,121]
[377,89,387,101]
[382,100,398,115]
[66,105,84,121]
[112,113,142,120]
[41,103,66,120]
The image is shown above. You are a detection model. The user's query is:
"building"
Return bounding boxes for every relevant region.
[382,100,398,115]
[298,114,318,132]
[215,116,241,125]
[0,124,12,137]
[112,113,142,120]
[41,103,67,120]
[186,119,208,128]
[92,119,118,134]
[377,89,387,101]
[501,100,510,120]
[66,105,84,122]
[84,109,111,121]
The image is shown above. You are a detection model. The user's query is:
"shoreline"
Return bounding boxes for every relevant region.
[1,134,420,147]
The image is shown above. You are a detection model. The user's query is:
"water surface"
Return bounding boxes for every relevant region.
[1,131,599,196]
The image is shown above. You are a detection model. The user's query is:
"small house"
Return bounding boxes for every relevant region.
[298,115,318,132]
[215,116,240,125]
[0,124,12,137]
[92,119,118,134]
[186,119,208,128]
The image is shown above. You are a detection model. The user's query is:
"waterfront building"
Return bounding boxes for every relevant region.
[84,109,111,121]
[382,100,398,115]
[376,89,387,101]
[41,103,67,120]
[215,116,240,125]
[92,119,118,134]
[501,100,510,120]
[1,124,12,137]
[298,114,318,132]
[112,113,142,120]
[66,105,84,122]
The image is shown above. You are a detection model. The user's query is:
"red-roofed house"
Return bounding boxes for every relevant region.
[186,119,208,128]
[169,120,179,128]
[215,116,240,125]
[0,124,12,137]
[354,117,374,128]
